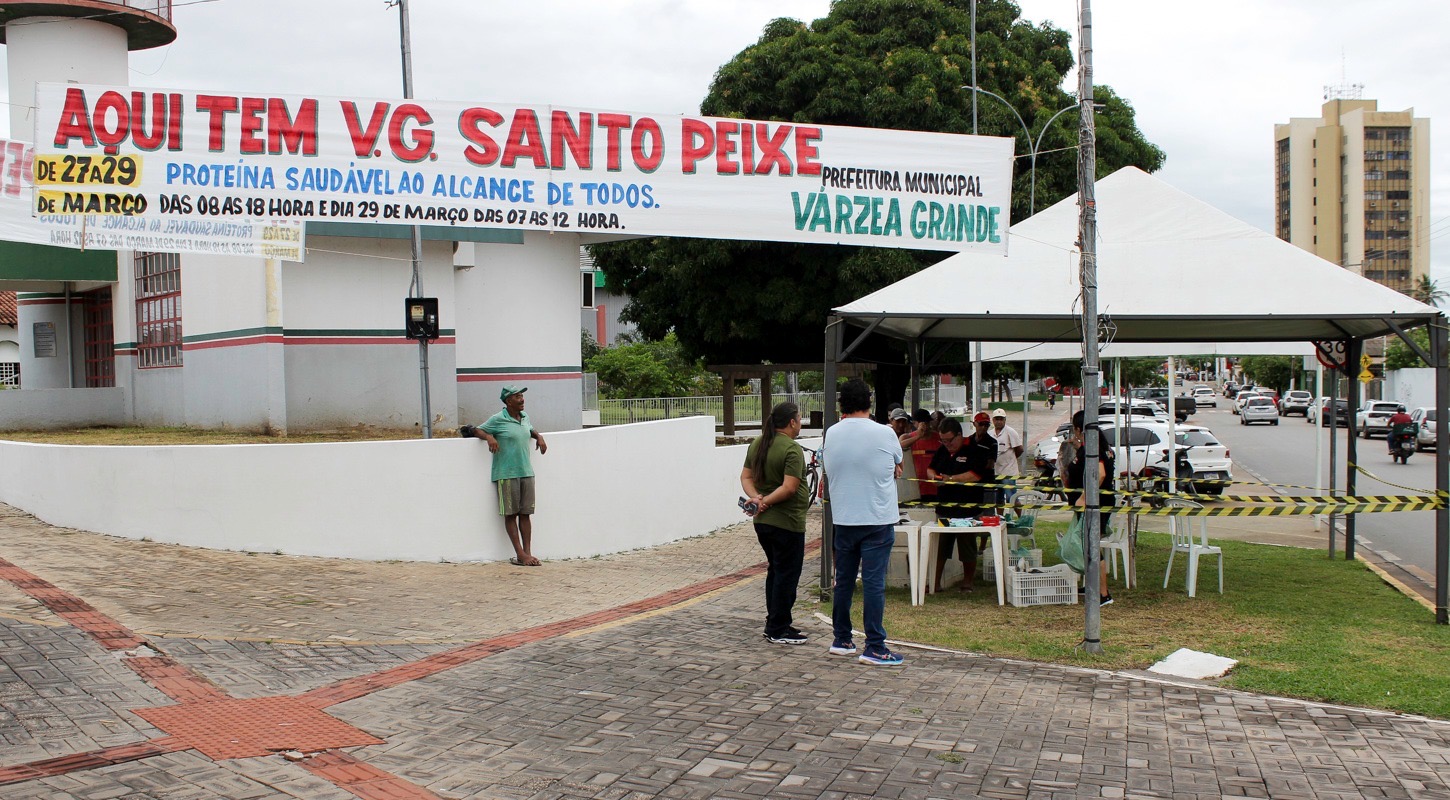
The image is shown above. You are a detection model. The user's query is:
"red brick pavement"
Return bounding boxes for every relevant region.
[0,542,803,793]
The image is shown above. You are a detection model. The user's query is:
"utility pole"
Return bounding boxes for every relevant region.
[1077,0,1105,654]
[393,0,433,438]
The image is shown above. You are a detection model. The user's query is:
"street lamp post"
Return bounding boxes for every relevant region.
[962,86,1078,216]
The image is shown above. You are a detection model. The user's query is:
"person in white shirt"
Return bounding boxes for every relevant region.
[821,378,904,666]
[990,408,1024,502]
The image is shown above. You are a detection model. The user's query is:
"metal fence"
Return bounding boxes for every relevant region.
[597,392,826,426]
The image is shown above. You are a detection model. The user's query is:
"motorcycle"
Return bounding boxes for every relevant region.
[1139,446,1199,506]
[1389,422,1418,464]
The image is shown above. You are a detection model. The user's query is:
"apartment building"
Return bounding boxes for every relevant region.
[1274,96,1430,294]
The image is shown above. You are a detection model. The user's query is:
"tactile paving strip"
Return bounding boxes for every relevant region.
[131,696,384,760]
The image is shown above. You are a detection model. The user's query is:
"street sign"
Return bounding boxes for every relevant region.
[1360,353,1373,369]
[1313,340,1348,370]
[1359,367,1375,384]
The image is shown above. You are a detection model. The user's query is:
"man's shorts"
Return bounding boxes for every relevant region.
[495,477,536,516]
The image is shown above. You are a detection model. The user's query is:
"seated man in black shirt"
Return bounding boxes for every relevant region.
[1064,410,1116,607]
[926,414,997,592]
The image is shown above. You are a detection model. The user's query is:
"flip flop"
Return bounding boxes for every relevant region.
[509,557,523,566]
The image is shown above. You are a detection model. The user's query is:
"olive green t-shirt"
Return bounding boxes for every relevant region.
[743,434,809,533]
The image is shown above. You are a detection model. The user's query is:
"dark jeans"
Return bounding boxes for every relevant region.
[755,523,806,637]
[831,523,894,649]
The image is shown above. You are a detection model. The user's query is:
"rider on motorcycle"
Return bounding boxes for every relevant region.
[1387,409,1414,455]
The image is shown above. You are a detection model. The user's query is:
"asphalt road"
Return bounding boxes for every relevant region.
[1190,401,1440,579]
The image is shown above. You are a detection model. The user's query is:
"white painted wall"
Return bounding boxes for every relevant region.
[0,387,125,429]
[0,416,744,562]
[5,18,128,141]
[457,232,583,432]
[1385,368,1436,411]
[180,254,269,338]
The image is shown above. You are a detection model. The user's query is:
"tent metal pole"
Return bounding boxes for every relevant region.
[909,340,921,411]
[1345,339,1360,561]
[973,342,983,413]
[1314,360,1324,532]
[1022,360,1030,468]
[821,316,843,592]
[1431,318,1448,624]
[1328,368,1339,557]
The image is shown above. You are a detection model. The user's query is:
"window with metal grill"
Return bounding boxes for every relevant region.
[134,251,182,368]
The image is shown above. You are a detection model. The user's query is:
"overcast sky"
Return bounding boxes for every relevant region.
[6,0,1448,282]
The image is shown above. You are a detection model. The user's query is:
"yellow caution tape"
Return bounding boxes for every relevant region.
[889,495,1445,514]
[1349,462,1446,497]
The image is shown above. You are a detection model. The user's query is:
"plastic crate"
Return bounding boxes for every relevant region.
[1006,565,1079,607]
[982,549,1042,582]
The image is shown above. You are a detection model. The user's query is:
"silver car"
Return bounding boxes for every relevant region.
[1410,407,1437,451]
[1239,396,1279,426]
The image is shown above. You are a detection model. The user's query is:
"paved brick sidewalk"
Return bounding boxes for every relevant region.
[2,502,1449,799]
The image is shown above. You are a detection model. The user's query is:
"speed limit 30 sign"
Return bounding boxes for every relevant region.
[1313,340,1349,371]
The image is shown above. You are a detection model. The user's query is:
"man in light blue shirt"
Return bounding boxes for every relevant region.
[821,378,904,666]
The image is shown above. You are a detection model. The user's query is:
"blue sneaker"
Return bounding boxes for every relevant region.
[858,646,904,666]
[828,640,857,656]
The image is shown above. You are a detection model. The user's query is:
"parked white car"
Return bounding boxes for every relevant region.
[1231,391,1262,415]
[1409,407,1438,451]
[1280,390,1313,416]
[1174,424,1233,495]
[1356,401,1406,438]
[1240,396,1279,425]
[1096,421,1187,475]
[1191,385,1217,407]
[1097,398,1169,423]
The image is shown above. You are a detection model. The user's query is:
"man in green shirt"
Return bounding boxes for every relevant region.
[464,385,547,566]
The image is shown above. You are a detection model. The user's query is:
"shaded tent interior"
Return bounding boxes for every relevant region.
[818,168,1448,622]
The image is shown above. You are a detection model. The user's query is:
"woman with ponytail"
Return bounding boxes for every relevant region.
[739,401,810,645]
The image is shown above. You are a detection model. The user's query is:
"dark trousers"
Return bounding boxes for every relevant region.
[755,523,805,637]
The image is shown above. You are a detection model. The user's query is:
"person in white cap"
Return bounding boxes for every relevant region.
[990,408,1024,503]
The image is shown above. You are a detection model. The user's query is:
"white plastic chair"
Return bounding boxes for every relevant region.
[1006,490,1046,551]
[1099,511,1132,586]
[1161,498,1223,597]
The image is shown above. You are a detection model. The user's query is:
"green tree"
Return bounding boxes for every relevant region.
[1411,275,1447,308]
[590,0,1165,365]
[1385,328,1430,370]
[1117,358,1164,389]
[581,328,604,363]
[1239,356,1296,392]
[584,333,716,398]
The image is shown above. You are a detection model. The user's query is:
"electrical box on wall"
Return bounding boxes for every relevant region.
[405,297,439,340]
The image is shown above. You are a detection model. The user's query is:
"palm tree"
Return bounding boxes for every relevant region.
[1411,275,1447,307]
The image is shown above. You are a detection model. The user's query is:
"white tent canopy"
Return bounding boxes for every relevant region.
[826,167,1447,625]
[835,167,1439,342]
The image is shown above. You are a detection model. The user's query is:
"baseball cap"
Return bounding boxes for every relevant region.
[889,408,911,421]
[991,408,1007,419]
[972,411,990,423]
[499,385,528,403]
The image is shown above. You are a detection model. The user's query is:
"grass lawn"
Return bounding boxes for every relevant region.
[827,518,1450,719]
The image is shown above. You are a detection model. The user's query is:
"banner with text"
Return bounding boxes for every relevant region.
[32,84,1014,253]
[0,137,304,260]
